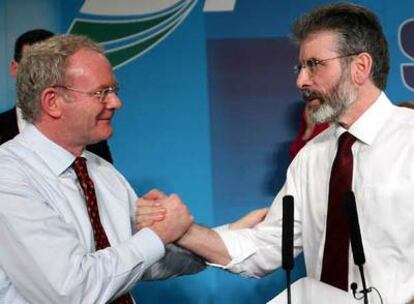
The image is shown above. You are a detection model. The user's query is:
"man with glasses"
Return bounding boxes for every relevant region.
[139,3,414,302]
[0,34,268,304]
[0,34,206,304]
[0,29,113,163]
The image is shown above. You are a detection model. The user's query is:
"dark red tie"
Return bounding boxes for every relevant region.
[320,132,356,291]
[72,157,134,304]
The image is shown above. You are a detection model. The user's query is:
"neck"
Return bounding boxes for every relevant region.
[35,120,84,157]
[338,85,381,129]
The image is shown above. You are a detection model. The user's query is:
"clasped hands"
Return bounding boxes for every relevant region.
[135,189,192,244]
[136,189,268,245]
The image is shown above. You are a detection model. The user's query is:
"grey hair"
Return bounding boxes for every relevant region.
[291,2,389,90]
[16,34,105,123]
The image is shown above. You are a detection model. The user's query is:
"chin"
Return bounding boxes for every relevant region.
[101,130,113,140]
[91,128,113,143]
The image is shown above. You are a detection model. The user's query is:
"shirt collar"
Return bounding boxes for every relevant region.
[21,125,78,176]
[334,91,393,145]
[15,106,27,132]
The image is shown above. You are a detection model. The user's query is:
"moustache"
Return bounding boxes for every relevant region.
[302,90,322,102]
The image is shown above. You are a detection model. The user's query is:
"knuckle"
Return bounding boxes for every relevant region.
[169,194,178,203]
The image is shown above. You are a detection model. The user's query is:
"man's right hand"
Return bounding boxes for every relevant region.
[136,189,168,229]
[137,193,193,244]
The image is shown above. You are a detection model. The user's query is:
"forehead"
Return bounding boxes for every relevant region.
[299,31,339,60]
[65,48,115,85]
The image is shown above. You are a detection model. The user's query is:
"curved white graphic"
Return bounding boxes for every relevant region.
[68,0,197,69]
[80,0,182,16]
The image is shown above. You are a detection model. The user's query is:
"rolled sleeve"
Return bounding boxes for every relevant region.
[208,228,258,276]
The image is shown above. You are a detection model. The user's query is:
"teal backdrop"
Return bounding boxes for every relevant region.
[1,0,413,303]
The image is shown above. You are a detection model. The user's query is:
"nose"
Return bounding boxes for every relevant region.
[105,92,122,110]
[295,67,312,90]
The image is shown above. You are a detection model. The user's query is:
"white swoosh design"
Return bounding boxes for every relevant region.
[80,0,182,16]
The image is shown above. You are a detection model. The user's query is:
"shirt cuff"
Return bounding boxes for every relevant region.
[131,228,165,267]
[207,228,256,271]
[213,224,229,232]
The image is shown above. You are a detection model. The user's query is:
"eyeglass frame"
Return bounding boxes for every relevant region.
[293,52,364,75]
[53,84,120,103]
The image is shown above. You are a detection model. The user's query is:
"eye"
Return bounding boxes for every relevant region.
[93,89,105,97]
[306,59,320,69]
[109,86,120,95]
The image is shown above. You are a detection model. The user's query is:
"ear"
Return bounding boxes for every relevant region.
[40,87,63,119]
[10,60,18,78]
[352,52,373,86]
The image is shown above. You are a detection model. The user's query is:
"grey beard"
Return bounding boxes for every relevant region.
[311,76,357,124]
[312,98,348,123]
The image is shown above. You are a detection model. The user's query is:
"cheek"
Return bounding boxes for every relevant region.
[79,105,101,122]
[316,77,340,96]
[61,106,79,124]
[68,109,96,130]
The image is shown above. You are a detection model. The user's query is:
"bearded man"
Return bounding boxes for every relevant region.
[138,3,414,303]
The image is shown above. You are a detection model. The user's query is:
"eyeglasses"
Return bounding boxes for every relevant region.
[53,85,120,103]
[293,52,362,75]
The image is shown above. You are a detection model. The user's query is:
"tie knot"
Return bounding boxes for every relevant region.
[338,132,356,150]
[72,157,88,178]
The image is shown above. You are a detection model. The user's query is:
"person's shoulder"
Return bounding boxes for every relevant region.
[290,125,335,166]
[393,103,414,117]
[390,104,414,129]
[83,150,135,195]
[0,132,25,155]
[0,134,32,177]
[303,124,334,148]
[378,104,414,149]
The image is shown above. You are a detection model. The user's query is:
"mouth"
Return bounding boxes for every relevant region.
[97,117,113,125]
[98,113,113,121]
[303,90,321,105]
[307,98,320,108]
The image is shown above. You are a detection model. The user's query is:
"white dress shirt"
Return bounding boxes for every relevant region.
[0,125,203,304]
[216,92,414,303]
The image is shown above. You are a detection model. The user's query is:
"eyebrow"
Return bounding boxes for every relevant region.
[94,81,119,90]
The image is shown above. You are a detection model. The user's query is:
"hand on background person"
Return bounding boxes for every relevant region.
[301,103,317,141]
[289,101,330,159]
[228,207,268,229]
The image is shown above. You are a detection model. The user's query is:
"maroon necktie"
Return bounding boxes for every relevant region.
[72,157,134,304]
[320,132,356,291]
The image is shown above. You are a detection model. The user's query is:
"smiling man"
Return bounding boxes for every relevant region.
[0,29,113,163]
[0,34,270,304]
[143,3,414,302]
[0,35,204,304]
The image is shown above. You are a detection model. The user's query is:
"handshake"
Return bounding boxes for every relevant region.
[135,189,268,245]
[135,189,193,244]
